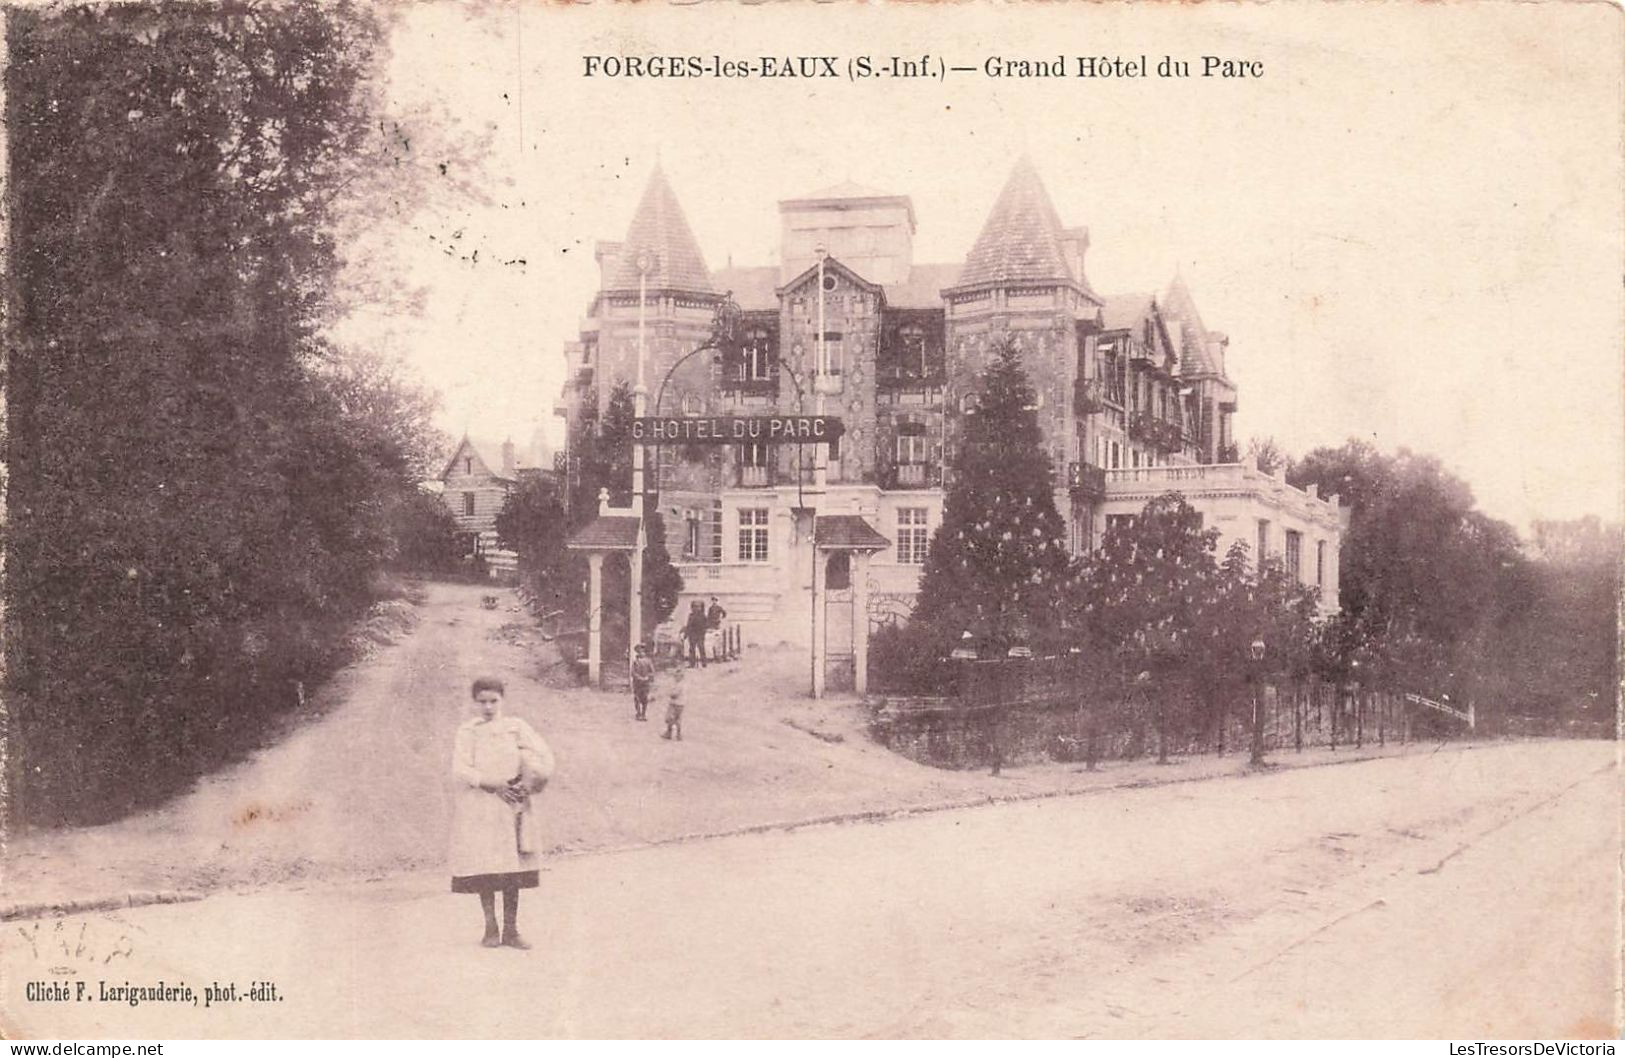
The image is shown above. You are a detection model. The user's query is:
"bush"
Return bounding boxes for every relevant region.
[868,623,951,696]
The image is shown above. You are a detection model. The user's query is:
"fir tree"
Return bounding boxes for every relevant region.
[914,341,1070,656]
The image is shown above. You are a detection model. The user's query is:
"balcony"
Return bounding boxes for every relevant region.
[720,373,777,397]
[885,462,942,490]
[1073,378,1105,416]
[737,464,772,488]
[1068,461,1107,501]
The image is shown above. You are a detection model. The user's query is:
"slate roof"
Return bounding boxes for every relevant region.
[1100,293,1155,332]
[606,167,714,294]
[954,158,1075,289]
[815,514,892,552]
[566,515,642,551]
[1160,274,1221,376]
[884,263,961,309]
[711,265,780,311]
[440,435,518,483]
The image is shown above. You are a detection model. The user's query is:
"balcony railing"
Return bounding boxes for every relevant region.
[1074,378,1105,416]
[737,464,771,488]
[885,462,942,490]
[1067,461,1107,500]
[720,374,778,396]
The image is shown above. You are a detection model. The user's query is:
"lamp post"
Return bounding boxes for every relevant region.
[648,292,832,695]
[1248,637,1268,766]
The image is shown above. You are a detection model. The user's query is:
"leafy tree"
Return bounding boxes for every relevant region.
[496,473,574,615]
[389,490,464,573]
[1290,441,1527,710]
[3,3,423,824]
[914,341,1071,656]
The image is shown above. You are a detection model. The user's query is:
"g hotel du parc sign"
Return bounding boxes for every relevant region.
[631,415,844,444]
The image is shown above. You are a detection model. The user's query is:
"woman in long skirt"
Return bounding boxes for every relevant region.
[449,676,555,948]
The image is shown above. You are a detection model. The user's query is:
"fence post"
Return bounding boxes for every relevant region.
[1330,685,1339,751]
[1294,680,1303,752]
[1378,691,1386,746]
[1355,691,1364,748]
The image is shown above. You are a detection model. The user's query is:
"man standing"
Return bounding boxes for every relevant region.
[684,601,709,669]
[705,595,728,662]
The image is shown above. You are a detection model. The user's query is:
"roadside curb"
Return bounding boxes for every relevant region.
[563,739,1493,861]
[5,740,1497,919]
[0,888,206,923]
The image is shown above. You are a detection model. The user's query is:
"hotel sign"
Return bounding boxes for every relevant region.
[631,415,844,444]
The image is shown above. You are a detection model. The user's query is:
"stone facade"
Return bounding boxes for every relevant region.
[558,161,1349,660]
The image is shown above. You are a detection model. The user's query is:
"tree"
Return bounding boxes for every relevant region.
[389,490,464,573]
[509,381,682,641]
[4,3,423,824]
[914,341,1071,657]
[1247,436,1291,476]
[1290,442,1527,710]
[496,472,571,604]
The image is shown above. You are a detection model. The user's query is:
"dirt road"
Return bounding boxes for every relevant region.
[3,581,1468,908]
[4,741,1615,1039]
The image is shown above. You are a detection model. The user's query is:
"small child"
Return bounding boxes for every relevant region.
[630,644,655,721]
[661,672,685,741]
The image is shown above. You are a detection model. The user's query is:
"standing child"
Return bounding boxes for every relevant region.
[448,677,555,949]
[661,671,685,741]
[630,644,655,721]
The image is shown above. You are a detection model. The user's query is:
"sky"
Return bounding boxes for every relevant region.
[339,1,1623,534]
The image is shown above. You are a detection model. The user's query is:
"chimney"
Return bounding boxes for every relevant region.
[501,438,516,477]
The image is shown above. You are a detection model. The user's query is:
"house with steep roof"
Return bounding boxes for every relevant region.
[557,161,1348,683]
[437,435,555,578]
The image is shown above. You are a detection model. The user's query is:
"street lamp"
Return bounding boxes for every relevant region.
[1248,637,1268,766]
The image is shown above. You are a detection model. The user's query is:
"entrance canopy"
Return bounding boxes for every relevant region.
[814,514,891,553]
[566,514,642,552]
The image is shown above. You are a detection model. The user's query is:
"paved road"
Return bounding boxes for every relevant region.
[3,741,1616,1038]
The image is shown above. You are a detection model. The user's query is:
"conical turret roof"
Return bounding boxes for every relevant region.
[607,167,714,293]
[955,158,1075,288]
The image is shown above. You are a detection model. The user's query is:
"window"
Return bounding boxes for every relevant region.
[709,502,723,563]
[1107,514,1136,535]
[743,328,773,381]
[683,510,703,560]
[1285,530,1303,583]
[462,492,476,517]
[1316,540,1327,589]
[826,552,852,590]
[895,433,929,465]
[822,331,844,376]
[739,442,769,468]
[900,325,927,377]
[1109,440,1122,469]
[1256,519,1271,566]
[738,508,769,562]
[897,507,929,564]
[464,457,473,475]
